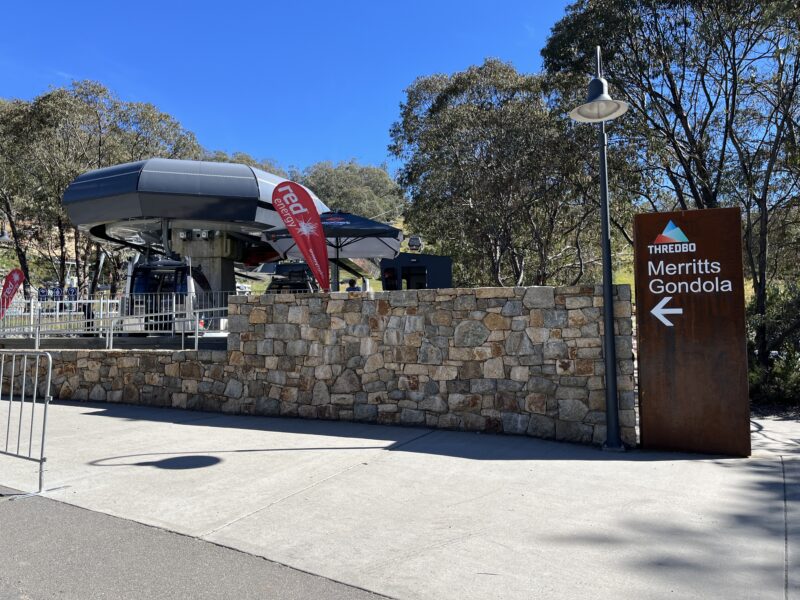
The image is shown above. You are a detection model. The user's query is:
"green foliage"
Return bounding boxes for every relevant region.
[747,283,800,404]
[291,160,406,221]
[543,0,800,404]
[390,59,638,287]
[0,80,201,293]
[1,80,403,296]
[203,150,286,178]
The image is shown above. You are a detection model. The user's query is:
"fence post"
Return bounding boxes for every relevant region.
[107,317,114,350]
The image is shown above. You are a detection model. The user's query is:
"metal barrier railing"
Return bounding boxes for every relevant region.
[105,305,229,350]
[0,350,52,494]
[0,291,234,346]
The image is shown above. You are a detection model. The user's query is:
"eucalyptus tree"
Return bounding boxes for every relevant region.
[204,149,286,177]
[390,59,638,287]
[291,160,406,223]
[543,0,800,393]
[0,81,200,293]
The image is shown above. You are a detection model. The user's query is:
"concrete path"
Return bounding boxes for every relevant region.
[1,400,797,600]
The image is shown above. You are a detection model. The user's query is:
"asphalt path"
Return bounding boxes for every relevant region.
[0,485,389,600]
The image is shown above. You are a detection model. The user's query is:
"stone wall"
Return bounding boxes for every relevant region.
[50,286,635,446]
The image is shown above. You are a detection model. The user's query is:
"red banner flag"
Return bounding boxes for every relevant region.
[271,181,330,291]
[0,268,25,319]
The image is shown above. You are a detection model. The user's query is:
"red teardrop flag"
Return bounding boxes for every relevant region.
[271,181,330,291]
[0,268,24,319]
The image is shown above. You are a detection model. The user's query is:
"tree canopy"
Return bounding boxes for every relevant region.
[0,81,404,295]
[291,160,406,221]
[390,58,638,287]
[0,81,200,294]
[542,0,800,399]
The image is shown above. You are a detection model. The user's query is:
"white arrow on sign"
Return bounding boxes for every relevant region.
[651,295,683,327]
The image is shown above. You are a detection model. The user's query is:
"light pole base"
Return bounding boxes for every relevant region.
[602,442,626,453]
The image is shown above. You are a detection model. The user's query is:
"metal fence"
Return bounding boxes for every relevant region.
[0,291,234,348]
[0,350,52,494]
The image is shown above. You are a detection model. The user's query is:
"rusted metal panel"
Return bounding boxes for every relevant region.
[634,207,750,456]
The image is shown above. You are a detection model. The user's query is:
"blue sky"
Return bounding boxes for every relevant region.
[1,0,572,172]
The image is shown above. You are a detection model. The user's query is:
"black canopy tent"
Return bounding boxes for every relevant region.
[264,211,403,291]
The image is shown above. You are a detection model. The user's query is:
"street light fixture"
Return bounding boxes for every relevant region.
[569,46,628,451]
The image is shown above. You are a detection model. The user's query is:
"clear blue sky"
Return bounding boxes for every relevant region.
[1,0,571,172]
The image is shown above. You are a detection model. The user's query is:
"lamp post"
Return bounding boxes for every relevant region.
[569,46,628,451]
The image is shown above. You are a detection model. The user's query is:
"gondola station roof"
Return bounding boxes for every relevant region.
[62,158,329,244]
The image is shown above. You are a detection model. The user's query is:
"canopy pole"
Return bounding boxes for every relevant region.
[333,238,340,292]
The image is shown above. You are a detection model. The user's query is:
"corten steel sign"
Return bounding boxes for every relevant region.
[634,207,750,456]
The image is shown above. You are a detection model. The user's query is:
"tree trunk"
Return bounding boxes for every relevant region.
[753,202,770,372]
[0,197,32,299]
[73,227,83,294]
[89,244,103,297]
[57,216,67,287]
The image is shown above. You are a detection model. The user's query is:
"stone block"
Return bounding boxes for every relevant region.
[528,376,557,395]
[558,398,589,421]
[556,359,574,375]
[354,404,377,421]
[527,414,555,439]
[312,381,330,405]
[420,396,447,413]
[417,342,443,365]
[462,413,487,430]
[525,393,547,414]
[501,300,524,317]
[510,366,529,381]
[400,408,425,425]
[502,412,530,434]
[453,320,490,347]
[470,378,496,394]
[264,324,300,340]
[438,414,463,429]
[364,353,384,373]
[331,394,354,406]
[448,393,481,411]
[332,369,360,393]
[542,310,568,328]
[556,421,593,443]
[613,301,632,318]
[429,310,452,326]
[543,341,569,360]
[224,379,243,399]
[89,384,106,401]
[505,331,535,356]
[256,398,281,416]
[565,296,592,309]
[483,313,510,331]
[432,366,458,381]
[483,357,505,379]
[523,287,555,308]
[556,386,588,401]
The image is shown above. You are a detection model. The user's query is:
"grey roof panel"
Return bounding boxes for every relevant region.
[137,159,259,199]
[62,161,147,204]
[62,158,329,238]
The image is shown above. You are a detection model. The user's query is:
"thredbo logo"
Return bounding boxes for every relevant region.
[646,219,732,296]
[648,220,696,254]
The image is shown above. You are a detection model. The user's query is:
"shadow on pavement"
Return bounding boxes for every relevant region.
[56,400,743,463]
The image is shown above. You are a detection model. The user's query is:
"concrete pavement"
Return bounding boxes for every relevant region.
[1,400,797,600]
